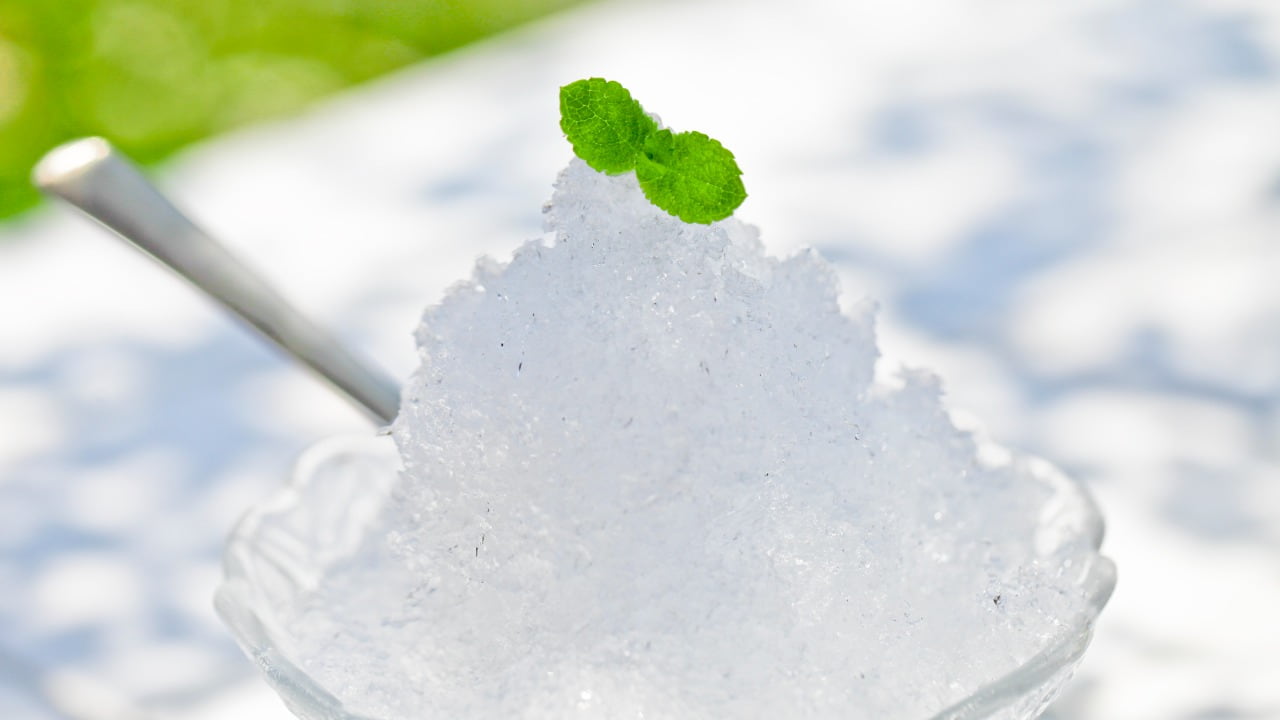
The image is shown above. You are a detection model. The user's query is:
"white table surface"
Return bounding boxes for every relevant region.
[2,0,1278,718]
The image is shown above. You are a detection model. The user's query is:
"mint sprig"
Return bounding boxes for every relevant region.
[559,78,746,224]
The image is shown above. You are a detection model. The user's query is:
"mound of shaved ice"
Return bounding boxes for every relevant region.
[283,159,1101,719]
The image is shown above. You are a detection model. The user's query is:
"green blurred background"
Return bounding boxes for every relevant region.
[0,0,584,220]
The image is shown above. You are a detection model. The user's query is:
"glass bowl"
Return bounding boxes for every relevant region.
[216,434,1115,720]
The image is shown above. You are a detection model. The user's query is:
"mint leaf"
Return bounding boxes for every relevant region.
[559,78,657,175]
[635,129,747,224]
[559,77,748,224]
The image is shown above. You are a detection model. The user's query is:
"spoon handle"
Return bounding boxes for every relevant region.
[34,137,400,425]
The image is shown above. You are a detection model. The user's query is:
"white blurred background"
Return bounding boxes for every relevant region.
[1,0,1278,718]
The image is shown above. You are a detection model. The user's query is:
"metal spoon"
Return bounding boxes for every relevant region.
[33,137,400,425]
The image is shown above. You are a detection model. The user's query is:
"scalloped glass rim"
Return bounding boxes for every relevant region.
[216,434,1115,720]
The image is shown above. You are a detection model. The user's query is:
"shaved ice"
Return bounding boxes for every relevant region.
[269,159,1110,719]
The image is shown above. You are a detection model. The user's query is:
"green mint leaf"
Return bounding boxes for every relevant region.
[635,129,747,224]
[559,78,658,175]
[559,77,748,224]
